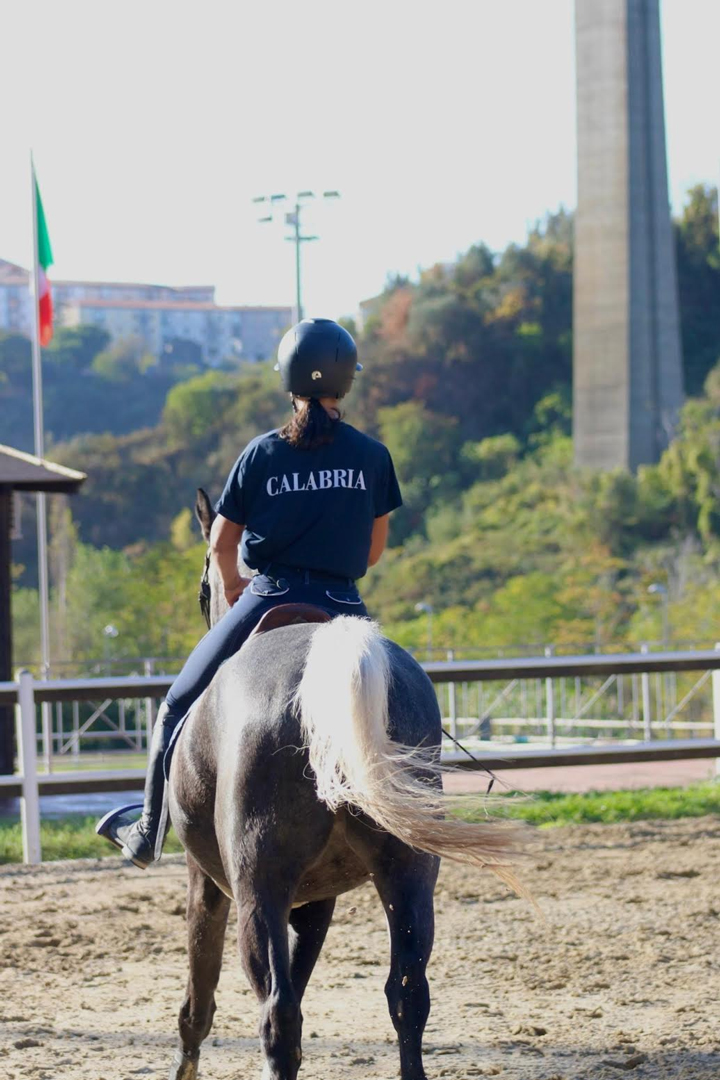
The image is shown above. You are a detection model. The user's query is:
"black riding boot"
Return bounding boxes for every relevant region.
[95,702,177,869]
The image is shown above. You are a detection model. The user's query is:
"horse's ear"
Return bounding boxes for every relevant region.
[195,488,215,542]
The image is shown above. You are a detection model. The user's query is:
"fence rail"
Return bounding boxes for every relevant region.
[3,645,720,864]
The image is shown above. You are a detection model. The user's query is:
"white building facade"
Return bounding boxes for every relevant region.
[0,260,290,365]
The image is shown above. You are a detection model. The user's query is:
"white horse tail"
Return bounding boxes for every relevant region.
[295,617,527,897]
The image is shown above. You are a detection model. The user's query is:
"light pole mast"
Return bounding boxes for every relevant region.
[253,190,340,322]
[292,200,305,320]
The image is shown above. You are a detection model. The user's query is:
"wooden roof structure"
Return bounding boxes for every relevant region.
[0,444,86,493]
[0,445,87,776]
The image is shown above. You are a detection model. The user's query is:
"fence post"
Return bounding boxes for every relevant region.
[144,659,156,751]
[15,670,41,864]
[71,700,80,762]
[713,643,720,779]
[641,643,652,741]
[41,701,52,773]
[447,650,457,739]
[545,646,556,747]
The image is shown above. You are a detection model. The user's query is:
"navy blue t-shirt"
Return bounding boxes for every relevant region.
[215,422,402,581]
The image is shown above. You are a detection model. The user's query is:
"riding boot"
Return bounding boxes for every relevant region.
[95,701,179,869]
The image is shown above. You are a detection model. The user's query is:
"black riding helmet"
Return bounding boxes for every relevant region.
[275,318,362,399]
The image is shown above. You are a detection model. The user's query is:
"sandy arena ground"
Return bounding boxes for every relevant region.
[1,817,719,1080]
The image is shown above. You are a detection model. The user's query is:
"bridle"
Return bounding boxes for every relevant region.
[198,549,212,630]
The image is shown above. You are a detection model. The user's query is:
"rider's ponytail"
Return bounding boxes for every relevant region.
[279,396,341,451]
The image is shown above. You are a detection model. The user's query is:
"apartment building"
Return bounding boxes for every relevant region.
[0,259,290,364]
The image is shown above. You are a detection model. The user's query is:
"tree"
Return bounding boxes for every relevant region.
[91,336,156,381]
[675,184,720,396]
[377,401,462,541]
[460,434,521,482]
[0,332,32,383]
[0,333,33,449]
[162,370,241,444]
[44,325,110,371]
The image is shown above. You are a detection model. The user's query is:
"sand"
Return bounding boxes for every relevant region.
[1,817,719,1079]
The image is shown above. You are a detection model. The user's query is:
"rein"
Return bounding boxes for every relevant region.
[198,550,212,630]
[442,727,499,795]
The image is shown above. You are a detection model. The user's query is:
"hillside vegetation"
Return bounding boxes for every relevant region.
[7,186,720,667]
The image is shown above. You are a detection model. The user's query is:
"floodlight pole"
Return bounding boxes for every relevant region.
[254,191,339,322]
[293,203,303,321]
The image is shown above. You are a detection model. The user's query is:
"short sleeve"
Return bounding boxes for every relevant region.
[215,452,248,525]
[374,448,403,518]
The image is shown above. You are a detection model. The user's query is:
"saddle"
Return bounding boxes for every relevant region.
[162,604,331,784]
[245,603,332,643]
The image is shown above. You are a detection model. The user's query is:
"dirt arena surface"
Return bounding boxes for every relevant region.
[1,818,719,1080]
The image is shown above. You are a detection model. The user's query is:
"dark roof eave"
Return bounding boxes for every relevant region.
[2,478,85,494]
[0,444,87,494]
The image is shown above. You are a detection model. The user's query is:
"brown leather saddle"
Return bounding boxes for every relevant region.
[245,603,332,645]
[163,604,332,781]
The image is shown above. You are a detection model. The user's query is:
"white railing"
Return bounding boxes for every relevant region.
[3,646,720,864]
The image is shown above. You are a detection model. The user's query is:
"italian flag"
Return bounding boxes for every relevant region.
[34,172,54,346]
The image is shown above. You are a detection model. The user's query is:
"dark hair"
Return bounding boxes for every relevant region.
[279,397,341,450]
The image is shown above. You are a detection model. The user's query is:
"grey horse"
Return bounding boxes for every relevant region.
[166,490,519,1080]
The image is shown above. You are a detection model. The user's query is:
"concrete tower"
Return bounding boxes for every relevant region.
[573,0,684,470]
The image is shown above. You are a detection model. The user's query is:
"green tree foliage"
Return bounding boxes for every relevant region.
[14,370,720,663]
[14,538,209,669]
[675,184,720,396]
[351,212,573,447]
[11,587,40,668]
[91,336,156,381]
[45,325,110,370]
[14,361,289,568]
[377,401,462,540]
[0,333,33,449]
[9,189,720,660]
[0,324,207,451]
[460,434,522,482]
[163,370,240,442]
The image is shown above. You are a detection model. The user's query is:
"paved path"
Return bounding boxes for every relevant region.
[444,756,717,794]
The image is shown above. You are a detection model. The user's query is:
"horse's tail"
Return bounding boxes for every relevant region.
[295,617,527,897]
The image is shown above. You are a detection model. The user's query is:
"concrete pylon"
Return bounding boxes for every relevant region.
[573,0,684,470]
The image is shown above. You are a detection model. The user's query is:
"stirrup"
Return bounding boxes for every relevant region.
[95,803,143,842]
[95,803,144,851]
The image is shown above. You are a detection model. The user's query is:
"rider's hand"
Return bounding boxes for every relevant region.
[224,577,250,607]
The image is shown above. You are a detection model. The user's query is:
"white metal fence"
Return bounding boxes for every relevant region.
[3,646,720,864]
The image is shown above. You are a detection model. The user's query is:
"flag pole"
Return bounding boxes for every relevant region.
[30,152,52,692]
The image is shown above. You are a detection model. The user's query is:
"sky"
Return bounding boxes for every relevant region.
[1,0,718,320]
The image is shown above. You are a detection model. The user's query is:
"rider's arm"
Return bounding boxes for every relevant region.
[368,514,390,567]
[210,515,250,606]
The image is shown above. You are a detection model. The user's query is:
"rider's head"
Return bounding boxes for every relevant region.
[276,320,361,450]
[275,319,361,401]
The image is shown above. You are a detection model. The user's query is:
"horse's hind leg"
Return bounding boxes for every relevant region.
[236,876,309,1080]
[348,825,439,1080]
[289,898,335,998]
[169,854,231,1080]
[378,857,438,1080]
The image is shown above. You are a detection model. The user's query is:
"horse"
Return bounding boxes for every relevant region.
[165,489,521,1080]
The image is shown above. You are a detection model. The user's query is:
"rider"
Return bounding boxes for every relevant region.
[97,318,402,869]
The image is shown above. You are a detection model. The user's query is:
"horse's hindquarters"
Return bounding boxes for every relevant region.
[293,811,371,905]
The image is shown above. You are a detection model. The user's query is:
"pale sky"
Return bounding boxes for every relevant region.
[2,0,718,319]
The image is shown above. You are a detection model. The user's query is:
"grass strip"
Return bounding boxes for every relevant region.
[0,815,183,865]
[454,782,720,827]
[0,784,719,863]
